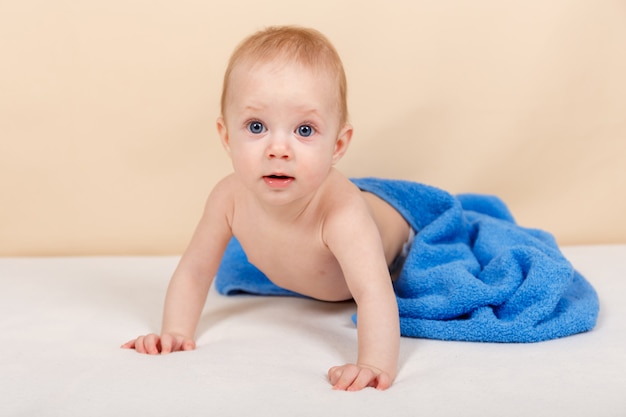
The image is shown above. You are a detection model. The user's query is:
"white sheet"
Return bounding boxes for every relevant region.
[1,245,625,417]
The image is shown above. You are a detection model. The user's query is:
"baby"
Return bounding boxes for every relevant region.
[122,26,411,391]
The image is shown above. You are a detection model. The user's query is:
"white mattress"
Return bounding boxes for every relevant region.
[1,245,625,417]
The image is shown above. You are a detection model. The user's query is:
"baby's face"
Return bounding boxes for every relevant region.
[219,61,351,205]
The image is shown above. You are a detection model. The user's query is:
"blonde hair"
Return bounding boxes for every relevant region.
[220,26,348,125]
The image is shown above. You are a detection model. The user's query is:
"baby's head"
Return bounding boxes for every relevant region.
[220,26,348,126]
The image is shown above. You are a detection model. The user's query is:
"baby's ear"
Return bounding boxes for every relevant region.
[332,124,353,164]
[217,116,231,154]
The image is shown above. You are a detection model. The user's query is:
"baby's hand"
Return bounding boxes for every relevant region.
[121,333,196,355]
[328,363,393,391]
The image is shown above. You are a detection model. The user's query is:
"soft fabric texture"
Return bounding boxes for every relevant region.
[1,247,623,416]
[215,178,599,343]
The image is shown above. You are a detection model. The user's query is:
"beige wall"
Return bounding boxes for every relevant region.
[1,0,625,256]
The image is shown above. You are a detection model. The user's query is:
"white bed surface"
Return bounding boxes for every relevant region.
[1,245,625,417]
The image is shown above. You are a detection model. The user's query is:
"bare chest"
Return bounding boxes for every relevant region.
[231,218,351,301]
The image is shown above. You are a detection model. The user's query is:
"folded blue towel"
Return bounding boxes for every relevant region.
[215,177,599,343]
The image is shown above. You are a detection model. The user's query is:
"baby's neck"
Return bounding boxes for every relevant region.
[254,193,320,225]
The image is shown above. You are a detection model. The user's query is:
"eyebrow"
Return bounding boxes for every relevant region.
[242,104,324,118]
[243,104,264,112]
[295,107,323,119]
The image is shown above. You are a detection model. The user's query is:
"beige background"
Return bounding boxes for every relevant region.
[1,0,625,256]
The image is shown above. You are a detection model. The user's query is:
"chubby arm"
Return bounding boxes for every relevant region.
[323,199,400,390]
[122,178,234,354]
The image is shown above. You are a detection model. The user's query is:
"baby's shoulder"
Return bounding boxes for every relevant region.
[204,174,240,213]
[321,175,372,224]
[209,174,242,198]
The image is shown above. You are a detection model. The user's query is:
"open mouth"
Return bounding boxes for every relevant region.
[265,175,293,180]
[263,174,294,188]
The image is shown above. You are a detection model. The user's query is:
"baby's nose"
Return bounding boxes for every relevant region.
[266,136,292,159]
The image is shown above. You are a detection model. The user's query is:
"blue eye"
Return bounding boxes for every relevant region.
[297,124,314,137]
[248,121,265,134]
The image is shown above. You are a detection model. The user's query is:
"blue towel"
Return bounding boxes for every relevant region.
[215,177,599,343]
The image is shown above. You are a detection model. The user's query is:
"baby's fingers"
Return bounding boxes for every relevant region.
[121,334,160,354]
[121,333,195,355]
[161,334,196,354]
[346,368,378,391]
[160,334,174,354]
[142,334,162,354]
[120,339,136,349]
[180,339,196,351]
[328,364,391,391]
[328,364,360,391]
[328,365,341,386]
[373,372,392,391]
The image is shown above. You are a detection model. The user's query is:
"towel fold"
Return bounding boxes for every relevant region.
[215,178,599,342]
